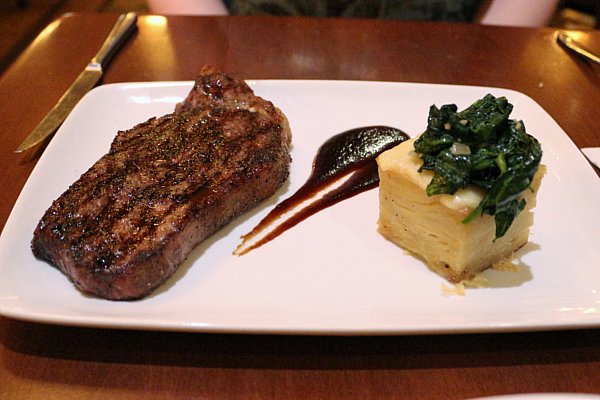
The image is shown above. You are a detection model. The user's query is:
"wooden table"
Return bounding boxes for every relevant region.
[1,13,599,399]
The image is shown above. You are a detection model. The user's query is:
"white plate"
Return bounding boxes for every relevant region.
[1,80,599,334]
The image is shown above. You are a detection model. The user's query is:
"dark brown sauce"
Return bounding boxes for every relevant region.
[234,126,409,255]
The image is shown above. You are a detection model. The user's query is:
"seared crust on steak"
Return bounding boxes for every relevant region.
[32,66,292,300]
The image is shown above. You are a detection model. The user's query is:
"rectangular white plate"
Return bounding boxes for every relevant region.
[1,80,599,335]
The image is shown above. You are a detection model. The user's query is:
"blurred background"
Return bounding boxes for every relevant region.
[1,0,598,75]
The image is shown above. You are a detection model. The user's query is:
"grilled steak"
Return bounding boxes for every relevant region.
[32,66,292,300]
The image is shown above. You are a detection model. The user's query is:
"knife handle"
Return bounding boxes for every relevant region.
[92,12,138,68]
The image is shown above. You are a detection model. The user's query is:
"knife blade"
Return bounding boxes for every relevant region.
[557,31,600,65]
[14,12,138,153]
[581,147,600,172]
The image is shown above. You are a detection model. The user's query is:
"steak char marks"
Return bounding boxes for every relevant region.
[32,67,292,300]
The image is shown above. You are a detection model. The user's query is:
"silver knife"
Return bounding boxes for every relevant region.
[557,31,600,65]
[15,12,138,153]
[581,147,600,172]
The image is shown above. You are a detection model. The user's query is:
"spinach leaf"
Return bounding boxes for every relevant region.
[414,104,456,157]
[449,94,512,144]
[414,94,542,240]
[426,150,471,195]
